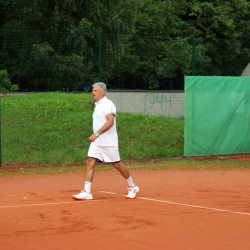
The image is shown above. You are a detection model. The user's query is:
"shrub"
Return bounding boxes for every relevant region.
[0,70,19,92]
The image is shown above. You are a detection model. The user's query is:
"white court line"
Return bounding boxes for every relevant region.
[99,191,250,216]
[0,200,105,209]
[7,193,45,197]
[7,194,31,197]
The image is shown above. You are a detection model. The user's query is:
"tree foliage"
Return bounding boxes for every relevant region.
[0,70,19,92]
[0,0,249,91]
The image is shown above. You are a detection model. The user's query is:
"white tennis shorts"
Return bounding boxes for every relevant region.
[87,142,121,163]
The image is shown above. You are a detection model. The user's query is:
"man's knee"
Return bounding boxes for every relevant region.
[112,162,128,171]
[86,157,96,169]
[112,162,130,179]
[112,161,122,169]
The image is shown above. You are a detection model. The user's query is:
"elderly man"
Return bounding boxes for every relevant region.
[73,82,139,200]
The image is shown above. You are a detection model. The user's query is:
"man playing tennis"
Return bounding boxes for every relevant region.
[73,82,139,200]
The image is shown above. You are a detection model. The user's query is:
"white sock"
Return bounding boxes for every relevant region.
[84,182,92,193]
[126,176,135,187]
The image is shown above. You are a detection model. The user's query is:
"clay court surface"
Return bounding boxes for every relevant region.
[0,164,250,249]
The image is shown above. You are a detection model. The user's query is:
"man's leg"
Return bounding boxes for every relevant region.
[85,157,97,182]
[112,161,130,179]
[112,161,139,199]
[72,157,96,200]
[83,157,97,193]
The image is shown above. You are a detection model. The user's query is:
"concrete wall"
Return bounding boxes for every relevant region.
[106,91,184,118]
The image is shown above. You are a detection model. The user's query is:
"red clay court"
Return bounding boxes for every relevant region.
[0,166,250,250]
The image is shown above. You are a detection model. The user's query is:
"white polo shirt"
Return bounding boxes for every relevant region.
[93,96,118,146]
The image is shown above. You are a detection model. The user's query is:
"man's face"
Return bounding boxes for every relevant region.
[92,86,105,102]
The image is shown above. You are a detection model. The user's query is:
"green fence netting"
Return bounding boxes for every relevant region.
[1,30,250,92]
[184,76,250,156]
[1,30,250,165]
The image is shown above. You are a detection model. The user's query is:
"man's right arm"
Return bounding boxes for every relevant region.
[88,114,115,142]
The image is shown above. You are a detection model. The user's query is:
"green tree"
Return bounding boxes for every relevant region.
[179,0,250,39]
[1,0,249,91]
[0,69,19,92]
[181,0,250,76]
[112,0,193,89]
[1,0,138,91]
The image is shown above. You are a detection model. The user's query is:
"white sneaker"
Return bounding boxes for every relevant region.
[126,185,139,199]
[72,190,93,200]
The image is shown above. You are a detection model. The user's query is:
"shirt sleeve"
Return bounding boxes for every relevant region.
[104,100,116,116]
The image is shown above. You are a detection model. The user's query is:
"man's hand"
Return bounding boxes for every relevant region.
[89,134,98,142]
[88,114,115,142]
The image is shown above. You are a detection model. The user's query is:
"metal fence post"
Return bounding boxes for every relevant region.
[0,97,1,167]
[192,36,195,76]
[98,31,102,82]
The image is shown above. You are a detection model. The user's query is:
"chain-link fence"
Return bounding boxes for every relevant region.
[0,30,250,166]
[1,30,249,92]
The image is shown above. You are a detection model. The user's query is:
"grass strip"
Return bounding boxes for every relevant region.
[1,93,184,165]
[0,159,249,177]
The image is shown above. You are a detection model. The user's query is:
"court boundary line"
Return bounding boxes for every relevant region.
[1,191,250,216]
[0,200,105,209]
[99,191,250,216]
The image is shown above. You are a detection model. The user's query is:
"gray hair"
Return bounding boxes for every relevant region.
[93,82,107,93]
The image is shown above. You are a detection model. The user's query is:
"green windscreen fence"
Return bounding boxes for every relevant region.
[184,76,250,157]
